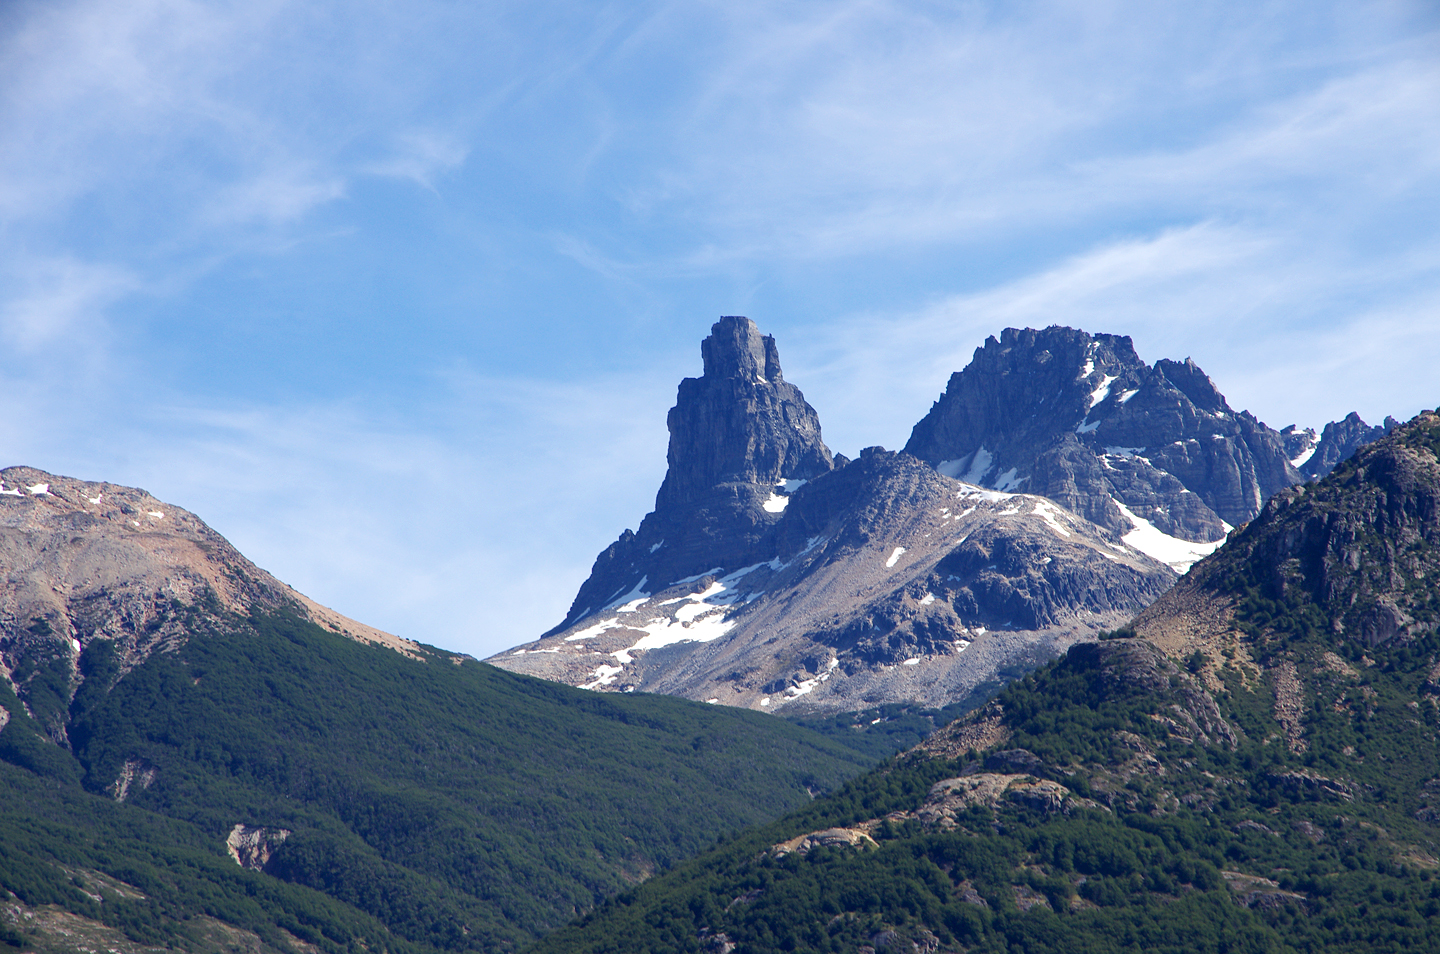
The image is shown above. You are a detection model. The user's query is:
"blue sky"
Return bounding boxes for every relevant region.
[2,0,1438,657]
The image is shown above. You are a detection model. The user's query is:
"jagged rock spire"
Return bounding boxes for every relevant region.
[656,316,832,510]
[551,317,835,633]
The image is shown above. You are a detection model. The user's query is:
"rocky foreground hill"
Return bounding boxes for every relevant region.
[491,319,1389,714]
[533,409,1440,954]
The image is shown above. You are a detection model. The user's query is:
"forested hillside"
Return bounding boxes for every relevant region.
[1,609,876,953]
[533,410,1440,954]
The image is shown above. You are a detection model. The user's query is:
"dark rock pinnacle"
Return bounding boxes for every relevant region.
[552,317,834,632]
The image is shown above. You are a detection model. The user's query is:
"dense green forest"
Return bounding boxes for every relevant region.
[1,609,879,953]
[533,630,1440,954]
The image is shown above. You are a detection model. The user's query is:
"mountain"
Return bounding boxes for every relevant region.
[903,326,1385,550]
[491,320,1179,714]
[1280,412,1400,483]
[0,468,879,954]
[492,321,1389,715]
[0,465,418,745]
[531,408,1440,954]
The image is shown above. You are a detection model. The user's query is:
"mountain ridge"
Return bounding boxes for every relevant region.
[530,407,1440,954]
[493,320,1390,715]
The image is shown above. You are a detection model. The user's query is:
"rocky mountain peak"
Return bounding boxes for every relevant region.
[550,318,835,633]
[657,316,832,511]
[1153,408,1440,650]
[0,465,419,745]
[700,315,783,382]
[903,325,1307,549]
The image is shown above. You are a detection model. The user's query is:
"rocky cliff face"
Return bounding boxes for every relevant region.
[903,327,1385,560]
[1288,411,1399,482]
[1142,408,1440,651]
[556,317,835,634]
[0,467,417,743]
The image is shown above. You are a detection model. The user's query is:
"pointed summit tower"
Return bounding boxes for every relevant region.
[550,317,834,633]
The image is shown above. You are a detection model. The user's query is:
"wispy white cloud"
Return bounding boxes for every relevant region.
[0,256,138,354]
[789,220,1440,454]
[603,1,1440,264]
[362,131,470,190]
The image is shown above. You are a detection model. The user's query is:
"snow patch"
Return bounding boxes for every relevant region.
[1290,442,1319,468]
[762,492,789,513]
[1088,374,1117,409]
[920,593,936,605]
[962,447,994,484]
[785,658,840,698]
[885,547,906,568]
[580,664,624,690]
[1030,500,1072,537]
[27,483,49,495]
[0,484,20,497]
[992,468,1026,492]
[649,541,664,553]
[955,485,1012,503]
[1113,500,1226,573]
[1117,389,1139,404]
[1076,419,1101,434]
[902,657,921,666]
[613,612,737,663]
[1104,446,1146,457]
[781,478,808,493]
[601,576,649,612]
[565,618,625,641]
[87,494,102,505]
[148,511,164,519]
[615,598,648,613]
[939,447,994,485]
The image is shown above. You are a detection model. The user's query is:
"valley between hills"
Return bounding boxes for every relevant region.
[2,318,1434,954]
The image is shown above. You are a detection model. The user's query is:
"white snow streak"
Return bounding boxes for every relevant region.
[564,617,626,641]
[1030,500,1071,537]
[885,546,906,568]
[580,664,625,690]
[1113,500,1226,573]
[1088,375,1117,409]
